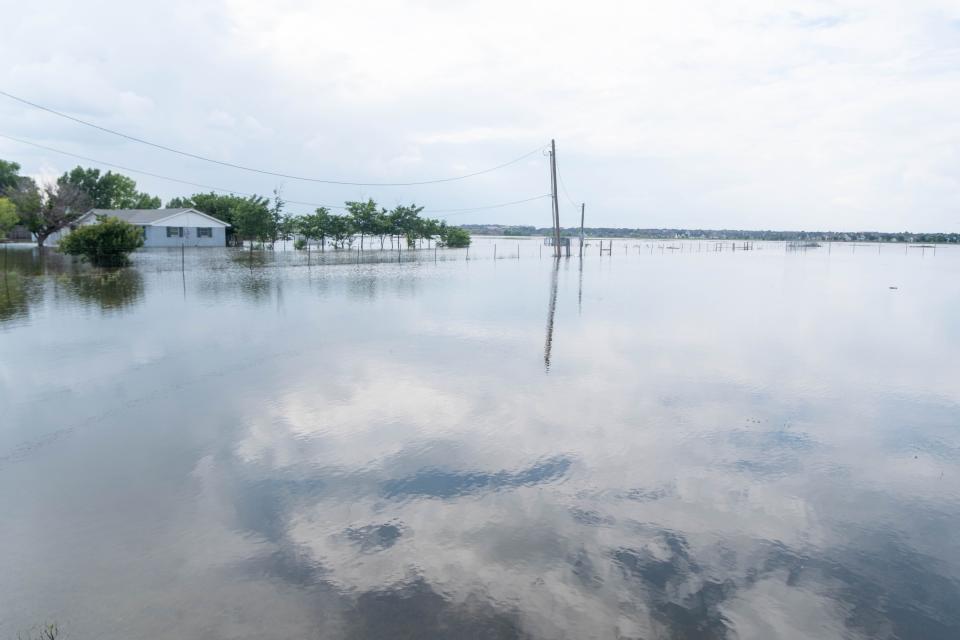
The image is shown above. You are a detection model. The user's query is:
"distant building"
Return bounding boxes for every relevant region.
[5,224,32,242]
[50,208,230,247]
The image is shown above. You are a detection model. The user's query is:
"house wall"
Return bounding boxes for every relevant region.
[144,226,226,247]
[156,210,229,228]
[43,228,68,245]
[5,225,32,241]
[46,209,229,248]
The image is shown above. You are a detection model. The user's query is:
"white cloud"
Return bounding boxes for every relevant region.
[0,0,958,231]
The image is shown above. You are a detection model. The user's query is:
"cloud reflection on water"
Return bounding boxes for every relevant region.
[2,245,960,639]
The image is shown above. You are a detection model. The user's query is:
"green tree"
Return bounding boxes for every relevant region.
[232,196,274,251]
[298,207,332,251]
[0,197,18,271]
[418,217,442,248]
[165,196,193,208]
[0,159,22,195]
[59,215,144,266]
[7,176,41,224]
[0,161,42,241]
[346,198,378,250]
[269,188,285,245]
[326,214,355,249]
[387,206,406,249]
[372,207,393,249]
[58,167,161,209]
[0,197,18,236]
[277,214,296,249]
[440,226,471,248]
[387,204,424,249]
[22,182,91,248]
[167,192,264,246]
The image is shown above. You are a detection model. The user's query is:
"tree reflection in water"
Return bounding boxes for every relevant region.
[1,245,144,316]
[54,269,144,311]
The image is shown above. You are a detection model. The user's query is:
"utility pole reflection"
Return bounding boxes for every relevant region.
[544,258,560,372]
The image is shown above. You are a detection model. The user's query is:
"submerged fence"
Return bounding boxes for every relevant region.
[20,236,939,275]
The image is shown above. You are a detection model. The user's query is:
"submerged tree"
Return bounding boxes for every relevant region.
[232,196,274,251]
[0,197,18,236]
[297,207,332,252]
[269,187,286,246]
[346,199,378,250]
[440,226,471,248]
[59,215,144,266]
[387,204,424,249]
[372,207,392,249]
[0,197,18,272]
[167,192,256,246]
[277,214,297,250]
[418,216,442,248]
[1,161,41,239]
[20,182,91,248]
[326,214,355,249]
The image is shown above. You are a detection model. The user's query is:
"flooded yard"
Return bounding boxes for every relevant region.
[2,240,959,639]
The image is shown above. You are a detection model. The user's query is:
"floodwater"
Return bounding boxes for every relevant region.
[1,239,958,640]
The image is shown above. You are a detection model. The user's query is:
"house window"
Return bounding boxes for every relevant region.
[166,227,183,238]
[197,227,212,238]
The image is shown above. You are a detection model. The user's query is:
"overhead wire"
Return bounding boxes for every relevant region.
[431,194,552,217]
[554,153,580,211]
[0,132,549,217]
[0,132,344,210]
[0,89,546,186]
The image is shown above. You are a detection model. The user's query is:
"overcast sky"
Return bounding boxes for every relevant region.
[1,0,958,231]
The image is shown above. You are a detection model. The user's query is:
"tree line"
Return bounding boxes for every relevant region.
[461,224,960,244]
[0,159,470,250]
[0,160,160,247]
[168,191,470,250]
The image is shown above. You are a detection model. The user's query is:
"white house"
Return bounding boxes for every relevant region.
[57,208,231,247]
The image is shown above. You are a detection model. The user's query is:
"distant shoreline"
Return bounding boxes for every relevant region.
[460,225,959,244]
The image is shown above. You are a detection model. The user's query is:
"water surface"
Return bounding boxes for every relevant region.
[2,240,958,639]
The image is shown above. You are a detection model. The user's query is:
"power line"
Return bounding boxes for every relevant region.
[0,89,546,186]
[558,172,578,210]
[0,132,548,217]
[432,194,552,217]
[0,132,343,210]
[554,155,580,210]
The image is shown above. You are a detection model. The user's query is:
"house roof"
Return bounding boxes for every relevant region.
[81,208,230,227]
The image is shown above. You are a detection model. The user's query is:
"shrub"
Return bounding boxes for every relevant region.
[441,227,471,248]
[294,237,306,250]
[59,215,144,266]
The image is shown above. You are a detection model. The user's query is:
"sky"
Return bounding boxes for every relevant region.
[1,0,958,232]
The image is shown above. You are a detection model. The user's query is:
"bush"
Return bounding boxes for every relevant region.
[441,227,471,248]
[59,215,144,266]
[294,237,306,250]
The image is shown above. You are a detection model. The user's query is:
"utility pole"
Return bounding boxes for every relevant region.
[579,203,585,258]
[549,139,561,257]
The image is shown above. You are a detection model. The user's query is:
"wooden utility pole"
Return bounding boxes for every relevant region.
[549,139,561,257]
[579,203,585,258]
